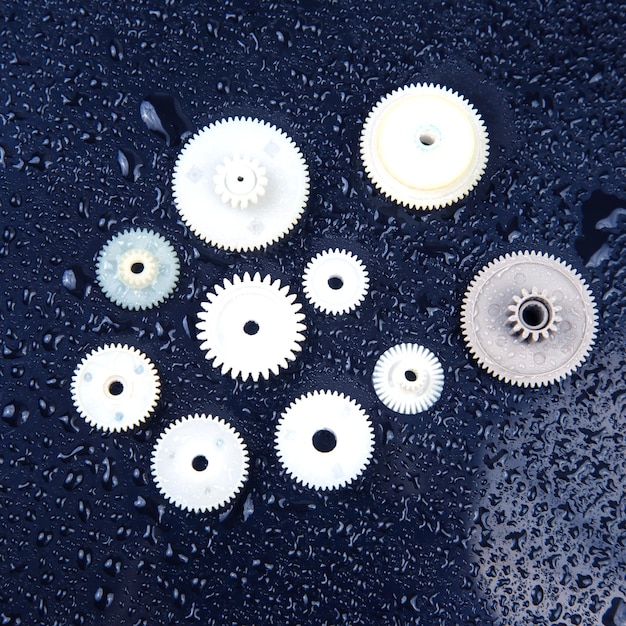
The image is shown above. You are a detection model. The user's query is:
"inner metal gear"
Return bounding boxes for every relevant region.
[275,390,374,491]
[360,83,489,210]
[302,248,370,315]
[71,343,161,432]
[151,414,249,513]
[372,343,444,414]
[197,272,306,382]
[213,155,268,209]
[96,228,180,310]
[172,117,310,251]
[461,251,598,387]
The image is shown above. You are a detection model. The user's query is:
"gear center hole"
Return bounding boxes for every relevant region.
[191,455,208,472]
[419,132,436,146]
[327,275,344,290]
[131,262,144,274]
[237,175,244,182]
[312,429,337,453]
[243,320,260,336]
[404,369,418,382]
[108,380,124,396]
[520,299,550,330]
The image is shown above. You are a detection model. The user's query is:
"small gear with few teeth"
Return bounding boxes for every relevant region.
[302,248,370,315]
[360,83,489,210]
[151,414,249,513]
[372,344,444,414]
[197,272,306,382]
[71,343,160,432]
[461,251,598,387]
[172,117,310,251]
[96,228,180,310]
[275,390,374,491]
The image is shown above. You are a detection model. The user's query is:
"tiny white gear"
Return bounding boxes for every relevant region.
[372,344,444,414]
[302,248,370,315]
[360,83,489,209]
[461,251,598,387]
[197,272,306,382]
[275,390,374,490]
[71,343,161,432]
[96,228,180,310]
[151,414,249,513]
[172,117,310,251]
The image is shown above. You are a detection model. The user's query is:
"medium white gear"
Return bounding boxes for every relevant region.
[275,390,374,490]
[360,83,489,210]
[71,343,160,432]
[372,344,444,414]
[302,248,370,315]
[96,228,180,310]
[197,272,306,382]
[461,251,598,387]
[172,117,310,251]
[151,414,249,513]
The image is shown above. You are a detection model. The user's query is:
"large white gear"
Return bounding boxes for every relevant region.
[372,344,444,414]
[275,390,374,490]
[71,343,161,432]
[461,251,598,387]
[96,228,180,310]
[302,248,370,315]
[360,83,489,210]
[172,117,310,251]
[197,272,306,382]
[151,414,249,513]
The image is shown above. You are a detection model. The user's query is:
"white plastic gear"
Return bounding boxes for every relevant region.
[275,390,374,490]
[213,155,268,209]
[96,228,180,310]
[172,117,310,251]
[71,343,160,432]
[197,272,306,382]
[372,344,444,414]
[507,287,562,342]
[151,414,249,513]
[302,248,370,315]
[360,83,489,210]
[461,251,598,387]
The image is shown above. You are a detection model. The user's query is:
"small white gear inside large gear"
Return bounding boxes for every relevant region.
[461,251,598,387]
[372,343,444,414]
[96,228,180,310]
[71,343,161,432]
[275,390,374,490]
[151,414,249,513]
[302,248,370,315]
[197,272,306,382]
[360,83,489,210]
[172,117,310,251]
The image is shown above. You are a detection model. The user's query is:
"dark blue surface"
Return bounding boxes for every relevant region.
[0,1,625,624]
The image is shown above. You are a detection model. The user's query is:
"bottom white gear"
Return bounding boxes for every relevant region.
[372,343,444,414]
[71,343,161,432]
[151,414,249,513]
[275,390,374,490]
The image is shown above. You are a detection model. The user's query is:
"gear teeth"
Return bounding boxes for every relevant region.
[172,117,309,252]
[461,250,598,387]
[197,272,306,382]
[71,343,161,432]
[151,414,249,513]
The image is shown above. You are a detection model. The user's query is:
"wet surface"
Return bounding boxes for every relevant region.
[0,0,625,624]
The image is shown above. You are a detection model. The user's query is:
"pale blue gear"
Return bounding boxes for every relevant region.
[96,228,180,310]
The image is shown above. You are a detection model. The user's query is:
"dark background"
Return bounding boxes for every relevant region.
[0,1,625,624]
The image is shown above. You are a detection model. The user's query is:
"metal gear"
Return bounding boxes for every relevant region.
[197,272,306,382]
[302,248,370,315]
[461,251,598,387]
[275,390,374,491]
[360,83,489,210]
[96,228,180,310]
[172,117,310,251]
[151,414,249,513]
[372,344,444,414]
[71,343,161,432]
